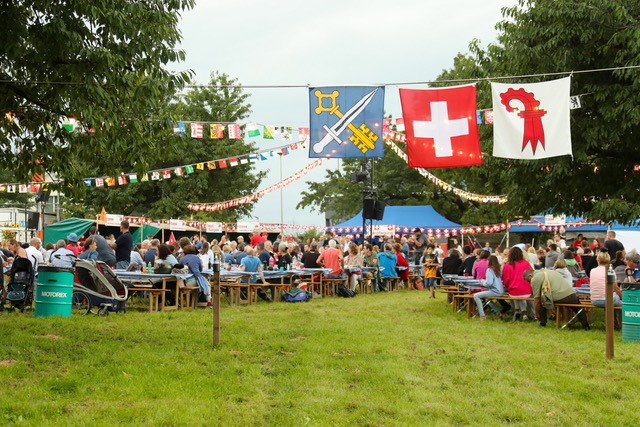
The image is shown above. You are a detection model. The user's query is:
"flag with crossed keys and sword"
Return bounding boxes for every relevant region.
[309,86,385,158]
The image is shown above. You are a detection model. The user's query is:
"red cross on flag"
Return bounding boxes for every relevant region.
[400,85,482,168]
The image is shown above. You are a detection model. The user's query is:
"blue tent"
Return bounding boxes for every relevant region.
[333,205,460,230]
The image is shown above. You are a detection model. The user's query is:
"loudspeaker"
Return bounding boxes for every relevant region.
[373,200,385,220]
[27,212,39,229]
[363,198,376,220]
[35,187,50,203]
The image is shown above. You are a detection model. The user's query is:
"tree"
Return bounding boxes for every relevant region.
[478,0,640,223]
[0,0,194,193]
[70,72,266,222]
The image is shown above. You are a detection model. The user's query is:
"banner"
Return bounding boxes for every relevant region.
[492,77,572,159]
[400,84,482,168]
[169,219,186,231]
[105,214,123,227]
[309,86,385,158]
[205,222,224,233]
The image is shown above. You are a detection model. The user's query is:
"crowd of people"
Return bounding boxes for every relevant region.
[2,222,638,319]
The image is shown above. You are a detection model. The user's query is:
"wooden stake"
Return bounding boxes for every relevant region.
[213,267,221,347]
[605,280,614,359]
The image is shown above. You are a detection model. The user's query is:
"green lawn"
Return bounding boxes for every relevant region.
[1,291,639,426]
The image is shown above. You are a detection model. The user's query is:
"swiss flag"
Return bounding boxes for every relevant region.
[400,85,482,168]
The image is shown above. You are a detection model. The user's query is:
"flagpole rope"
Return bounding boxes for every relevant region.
[2,64,639,88]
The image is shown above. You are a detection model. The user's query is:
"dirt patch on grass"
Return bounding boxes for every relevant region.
[0,359,17,367]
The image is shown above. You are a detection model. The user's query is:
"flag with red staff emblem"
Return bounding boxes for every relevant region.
[491,77,571,159]
[400,85,482,168]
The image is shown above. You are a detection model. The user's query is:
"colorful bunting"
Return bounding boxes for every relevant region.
[228,124,242,139]
[191,123,203,139]
[210,124,224,139]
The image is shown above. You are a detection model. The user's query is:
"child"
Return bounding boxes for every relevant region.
[422,244,438,298]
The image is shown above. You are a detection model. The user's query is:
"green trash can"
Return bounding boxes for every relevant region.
[622,283,640,342]
[34,266,75,318]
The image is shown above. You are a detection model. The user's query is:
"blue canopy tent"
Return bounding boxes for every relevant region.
[332,205,460,233]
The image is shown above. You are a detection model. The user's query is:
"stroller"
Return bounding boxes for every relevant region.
[73,259,128,315]
[3,257,35,312]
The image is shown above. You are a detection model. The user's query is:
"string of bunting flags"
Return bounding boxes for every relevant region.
[383,133,507,203]
[186,158,324,212]
[174,120,309,143]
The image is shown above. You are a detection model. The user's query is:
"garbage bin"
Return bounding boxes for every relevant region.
[622,282,640,342]
[34,266,75,318]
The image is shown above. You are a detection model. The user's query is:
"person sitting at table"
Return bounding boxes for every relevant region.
[362,243,381,291]
[154,243,179,274]
[345,242,364,292]
[234,243,248,265]
[301,242,321,268]
[49,239,75,268]
[317,239,345,279]
[256,242,271,270]
[441,249,462,278]
[143,239,160,265]
[180,244,212,308]
[276,243,293,270]
[474,255,505,320]
[523,268,590,330]
[553,259,573,286]
[198,241,214,270]
[472,249,489,280]
[563,250,581,277]
[421,244,438,298]
[502,246,534,321]
[129,244,145,271]
[393,243,409,289]
[377,243,397,291]
[589,250,622,307]
[78,238,99,261]
[240,247,271,302]
[65,233,83,257]
[457,245,476,277]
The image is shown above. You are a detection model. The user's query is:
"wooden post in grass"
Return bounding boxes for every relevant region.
[605,269,615,359]
[213,255,221,347]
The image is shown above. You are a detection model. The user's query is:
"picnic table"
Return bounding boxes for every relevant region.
[115,270,191,312]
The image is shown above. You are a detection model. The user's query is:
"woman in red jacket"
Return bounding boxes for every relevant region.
[393,243,410,288]
[501,246,533,321]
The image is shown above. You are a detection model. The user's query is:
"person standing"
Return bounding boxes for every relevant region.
[408,228,428,263]
[114,220,133,270]
[88,226,117,267]
[604,230,624,260]
[502,246,533,321]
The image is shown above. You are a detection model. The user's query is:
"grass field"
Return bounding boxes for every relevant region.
[1,290,639,426]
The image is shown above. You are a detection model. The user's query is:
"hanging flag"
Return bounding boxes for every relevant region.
[95,178,104,187]
[239,157,249,165]
[246,124,260,138]
[309,86,385,158]
[570,95,581,110]
[151,171,160,181]
[174,167,183,176]
[100,207,107,223]
[168,232,176,245]
[228,124,242,139]
[383,119,390,135]
[229,158,238,167]
[395,118,405,132]
[484,110,494,124]
[29,184,40,193]
[400,84,482,168]
[218,159,227,168]
[196,163,205,170]
[281,147,289,156]
[84,179,92,187]
[7,184,16,193]
[118,175,127,185]
[191,123,203,138]
[19,184,28,193]
[185,165,194,174]
[106,177,117,186]
[128,174,138,183]
[476,111,483,125]
[210,124,224,139]
[263,125,275,139]
[492,77,572,159]
[281,126,292,140]
[249,154,258,162]
[162,169,171,179]
[298,127,309,143]
[140,173,149,182]
[177,122,186,136]
[260,153,268,161]
[207,161,216,170]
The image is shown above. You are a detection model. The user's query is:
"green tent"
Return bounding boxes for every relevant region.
[43,217,95,245]
[131,224,161,244]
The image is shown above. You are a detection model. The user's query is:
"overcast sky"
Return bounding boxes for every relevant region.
[170,0,517,227]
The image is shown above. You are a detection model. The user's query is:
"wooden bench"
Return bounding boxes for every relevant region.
[127,286,168,312]
[322,278,347,297]
[453,293,535,318]
[554,302,622,329]
[178,286,200,310]
[358,276,374,294]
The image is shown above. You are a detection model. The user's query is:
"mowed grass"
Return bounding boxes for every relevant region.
[1,290,640,426]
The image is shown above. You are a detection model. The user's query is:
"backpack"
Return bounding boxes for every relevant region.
[336,283,356,298]
[282,287,312,302]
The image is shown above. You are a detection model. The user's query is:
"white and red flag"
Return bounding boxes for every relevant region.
[191,123,203,139]
[491,77,571,159]
[400,84,482,168]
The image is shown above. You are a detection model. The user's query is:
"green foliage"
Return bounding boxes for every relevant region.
[0,0,195,194]
[1,293,639,424]
[71,72,266,221]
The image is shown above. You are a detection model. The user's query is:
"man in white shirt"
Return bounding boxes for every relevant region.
[25,237,44,271]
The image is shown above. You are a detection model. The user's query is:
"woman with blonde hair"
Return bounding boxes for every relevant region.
[589,250,622,307]
[345,242,364,292]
